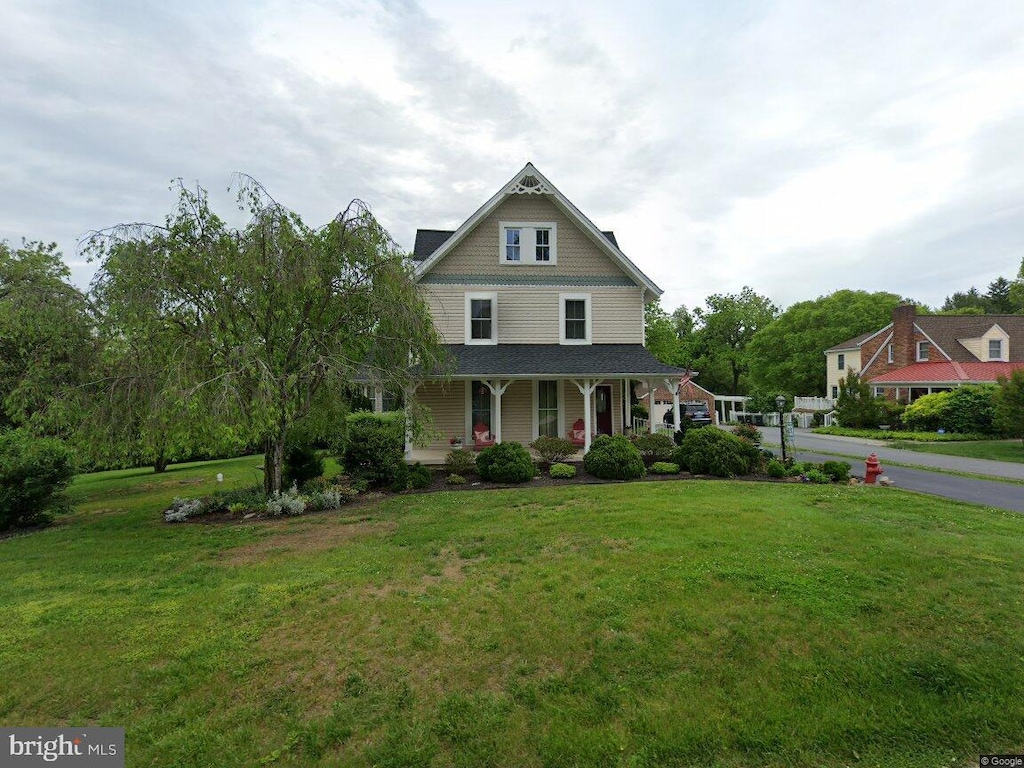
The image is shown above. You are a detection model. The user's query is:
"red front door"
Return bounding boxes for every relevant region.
[596,385,613,435]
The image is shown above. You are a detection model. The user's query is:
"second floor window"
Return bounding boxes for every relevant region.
[560,293,590,344]
[917,341,930,361]
[989,339,1003,359]
[837,353,845,370]
[505,229,521,261]
[535,229,551,261]
[465,292,497,344]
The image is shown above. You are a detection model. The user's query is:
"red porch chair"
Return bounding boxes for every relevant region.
[472,422,495,450]
[568,418,587,447]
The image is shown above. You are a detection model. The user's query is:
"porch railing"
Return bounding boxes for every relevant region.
[631,417,674,434]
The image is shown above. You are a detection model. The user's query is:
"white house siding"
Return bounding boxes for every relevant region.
[431,196,625,278]
[825,349,860,399]
[415,380,465,450]
[417,285,644,345]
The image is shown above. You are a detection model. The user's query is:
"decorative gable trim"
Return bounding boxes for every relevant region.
[861,331,893,377]
[413,163,662,298]
[913,323,951,361]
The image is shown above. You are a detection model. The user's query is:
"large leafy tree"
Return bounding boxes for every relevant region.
[748,290,908,396]
[87,178,444,494]
[685,287,778,394]
[0,241,97,433]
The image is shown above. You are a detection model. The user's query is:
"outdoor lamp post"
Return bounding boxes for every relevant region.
[775,395,787,464]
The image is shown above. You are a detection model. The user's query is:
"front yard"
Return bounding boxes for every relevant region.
[2,459,1023,766]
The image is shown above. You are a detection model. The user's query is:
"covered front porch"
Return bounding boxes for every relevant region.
[400,343,689,462]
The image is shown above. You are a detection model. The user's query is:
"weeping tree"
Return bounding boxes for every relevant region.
[86,177,444,493]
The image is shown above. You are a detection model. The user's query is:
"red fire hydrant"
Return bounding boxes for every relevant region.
[864,453,883,484]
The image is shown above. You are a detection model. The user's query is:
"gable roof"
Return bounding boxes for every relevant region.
[411,163,662,297]
[915,314,1024,361]
[867,361,1024,385]
[825,327,888,353]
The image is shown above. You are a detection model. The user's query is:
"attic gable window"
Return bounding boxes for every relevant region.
[989,339,1003,360]
[917,341,930,361]
[500,222,557,265]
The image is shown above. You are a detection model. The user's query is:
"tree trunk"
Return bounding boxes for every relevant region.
[264,430,287,496]
[153,435,168,473]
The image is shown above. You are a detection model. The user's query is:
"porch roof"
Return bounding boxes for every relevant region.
[434,344,688,378]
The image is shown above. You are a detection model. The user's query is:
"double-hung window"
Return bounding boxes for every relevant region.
[465,292,498,345]
[537,380,559,438]
[989,339,1003,360]
[917,341,930,361]
[559,293,591,344]
[499,222,557,265]
[837,353,845,370]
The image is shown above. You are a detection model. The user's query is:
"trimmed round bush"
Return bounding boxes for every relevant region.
[283,440,324,489]
[549,462,576,479]
[766,458,786,478]
[343,412,405,488]
[676,428,753,478]
[821,460,851,482]
[446,473,467,485]
[390,461,433,492]
[632,432,675,465]
[476,442,537,483]
[650,461,680,475]
[804,468,831,484]
[444,449,477,477]
[583,435,646,480]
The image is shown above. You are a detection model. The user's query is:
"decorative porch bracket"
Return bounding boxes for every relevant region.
[569,378,597,452]
[481,379,513,443]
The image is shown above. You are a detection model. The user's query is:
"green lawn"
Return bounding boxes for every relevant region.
[3,460,1024,766]
[889,439,1024,464]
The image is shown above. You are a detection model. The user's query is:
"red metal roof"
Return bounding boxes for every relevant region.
[868,361,1024,384]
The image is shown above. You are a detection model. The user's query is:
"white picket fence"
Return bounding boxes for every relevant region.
[794,396,834,411]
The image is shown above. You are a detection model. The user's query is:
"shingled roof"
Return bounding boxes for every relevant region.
[433,344,687,378]
[916,314,1024,361]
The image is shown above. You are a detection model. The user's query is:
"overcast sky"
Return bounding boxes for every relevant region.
[3,0,1024,314]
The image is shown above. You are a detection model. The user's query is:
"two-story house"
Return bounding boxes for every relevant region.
[825,304,1024,401]
[406,163,687,458]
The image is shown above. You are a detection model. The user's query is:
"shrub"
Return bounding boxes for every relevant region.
[946,385,999,435]
[834,371,882,429]
[444,449,477,476]
[766,459,786,478]
[876,398,905,429]
[650,461,680,475]
[0,429,75,531]
[804,469,832,484]
[630,403,649,421]
[213,484,266,513]
[283,439,324,489]
[266,485,305,516]
[389,461,431,492]
[476,442,537,484]
[583,435,646,480]
[342,411,405,488]
[821,461,851,482]
[731,422,762,445]
[530,436,577,464]
[164,497,206,523]
[996,369,1024,442]
[676,428,752,478]
[446,473,467,485]
[632,432,675,465]
[549,462,576,479]
[305,489,344,511]
[902,391,952,432]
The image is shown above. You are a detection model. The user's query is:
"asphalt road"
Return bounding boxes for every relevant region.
[753,427,1024,513]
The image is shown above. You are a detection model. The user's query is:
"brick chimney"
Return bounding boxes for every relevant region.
[891,304,916,367]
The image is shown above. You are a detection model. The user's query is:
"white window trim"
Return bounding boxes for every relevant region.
[532,379,565,440]
[887,344,894,363]
[916,340,930,361]
[559,293,592,345]
[989,339,1003,360]
[837,353,845,370]
[498,221,558,265]
[465,291,498,345]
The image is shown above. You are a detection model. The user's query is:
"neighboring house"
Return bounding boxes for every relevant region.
[825,305,1024,401]
[405,163,688,456]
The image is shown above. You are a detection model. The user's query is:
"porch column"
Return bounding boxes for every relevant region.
[622,378,630,434]
[483,379,512,442]
[665,377,681,431]
[403,385,415,459]
[570,378,598,452]
[374,387,384,414]
[647,379,657,433]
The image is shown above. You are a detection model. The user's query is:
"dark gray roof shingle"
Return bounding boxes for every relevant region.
[917,314,1024,361]
[428,344,688,378]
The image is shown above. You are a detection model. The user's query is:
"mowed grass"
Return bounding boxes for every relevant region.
[890,439,1024,464]
[3,461,1024,766]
